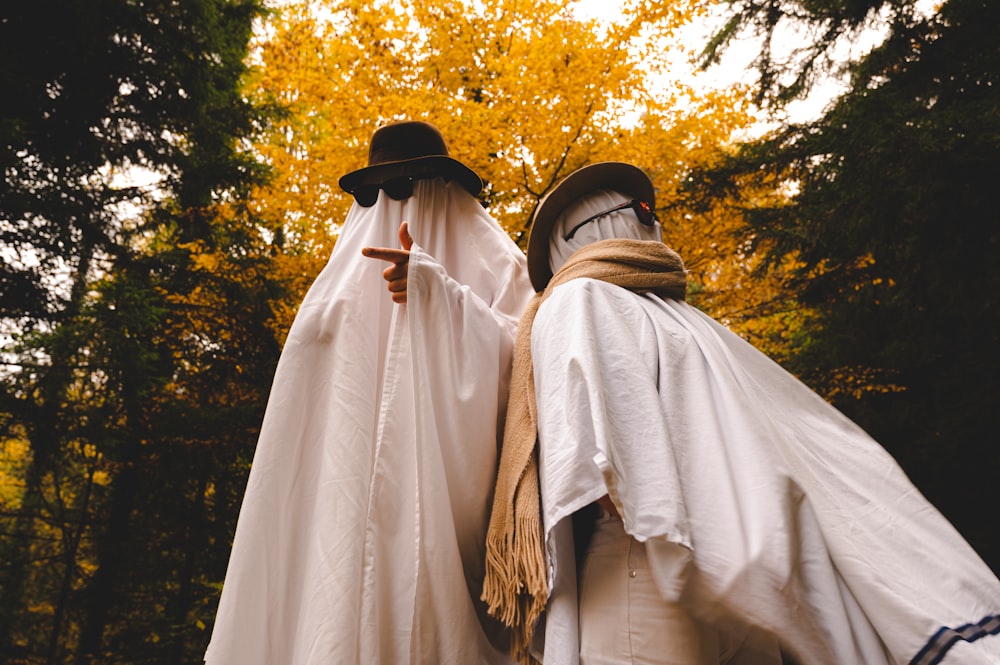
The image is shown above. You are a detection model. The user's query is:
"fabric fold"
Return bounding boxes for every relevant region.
[530,277,1000,665]
[206,179,533,665]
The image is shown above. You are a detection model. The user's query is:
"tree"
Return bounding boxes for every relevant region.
[694,0,1000,571]
[0,0,276,662]
[245,0,794,345]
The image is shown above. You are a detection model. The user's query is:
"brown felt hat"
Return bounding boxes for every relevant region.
[338,121,482,197]
[526,162,655,291]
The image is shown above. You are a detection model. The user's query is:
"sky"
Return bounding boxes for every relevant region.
[572,0,941,127]
[566,0,833,130]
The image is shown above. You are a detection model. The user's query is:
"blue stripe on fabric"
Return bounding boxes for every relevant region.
[909,614,1000,665]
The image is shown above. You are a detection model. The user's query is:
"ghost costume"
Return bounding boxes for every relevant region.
[501,191,1000,664]
[205,178,533,665]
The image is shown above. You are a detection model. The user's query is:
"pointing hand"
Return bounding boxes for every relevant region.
[361,221,414,304]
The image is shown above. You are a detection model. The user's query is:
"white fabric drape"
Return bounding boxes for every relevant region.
[531,278,1000,665]
[204,179,533,665]
[547,189,662,276]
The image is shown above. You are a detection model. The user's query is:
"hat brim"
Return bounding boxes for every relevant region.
[526,162,655,291]
[338,155,483,198]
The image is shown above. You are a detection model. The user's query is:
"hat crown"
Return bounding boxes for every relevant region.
[367,121,450,167]
[338,120,482,198]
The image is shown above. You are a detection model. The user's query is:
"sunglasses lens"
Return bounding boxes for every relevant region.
[352,185,379,207]
[382,177,414,201]
[633,201,655,226]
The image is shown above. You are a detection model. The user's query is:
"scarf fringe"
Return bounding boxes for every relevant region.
[482,463,547,664]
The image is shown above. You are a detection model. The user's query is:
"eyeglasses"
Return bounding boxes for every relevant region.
[349,174,440,207]
[563,199,658,241]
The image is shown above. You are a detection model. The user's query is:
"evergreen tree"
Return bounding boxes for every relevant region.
[0,1,276,662]
[695,0,1000,571]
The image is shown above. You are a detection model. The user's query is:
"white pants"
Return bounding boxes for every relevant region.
[578,512,720,665]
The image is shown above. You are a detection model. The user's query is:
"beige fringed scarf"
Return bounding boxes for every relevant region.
[482,239,688,664]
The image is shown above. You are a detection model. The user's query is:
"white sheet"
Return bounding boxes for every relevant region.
[532,278,1000,665]
[204,179,533,664]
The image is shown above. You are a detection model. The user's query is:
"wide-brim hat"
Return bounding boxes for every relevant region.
[526,162,655,291]
[338,120,483,197]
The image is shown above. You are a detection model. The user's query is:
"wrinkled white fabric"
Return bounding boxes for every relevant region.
[204,178,533,665]
[547,189,662,275]
[531,278,1000,665]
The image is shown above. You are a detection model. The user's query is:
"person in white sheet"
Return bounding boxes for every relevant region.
[204,121,533,665]
[482,162,1000,665]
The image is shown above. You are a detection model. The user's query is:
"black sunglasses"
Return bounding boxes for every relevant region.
[563,199,658,241]
[349,174,441,207]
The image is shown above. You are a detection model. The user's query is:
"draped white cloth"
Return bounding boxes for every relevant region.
[547,189,661,275]
[204,179,533,665]
[531,278,1000,665]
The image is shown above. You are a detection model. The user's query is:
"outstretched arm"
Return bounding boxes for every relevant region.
[361,221,413,303]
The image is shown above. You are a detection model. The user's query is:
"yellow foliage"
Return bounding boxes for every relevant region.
[0,436,31,509]
[248,0,715,230]
[227,0,806,356]
[821,366,907,401]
